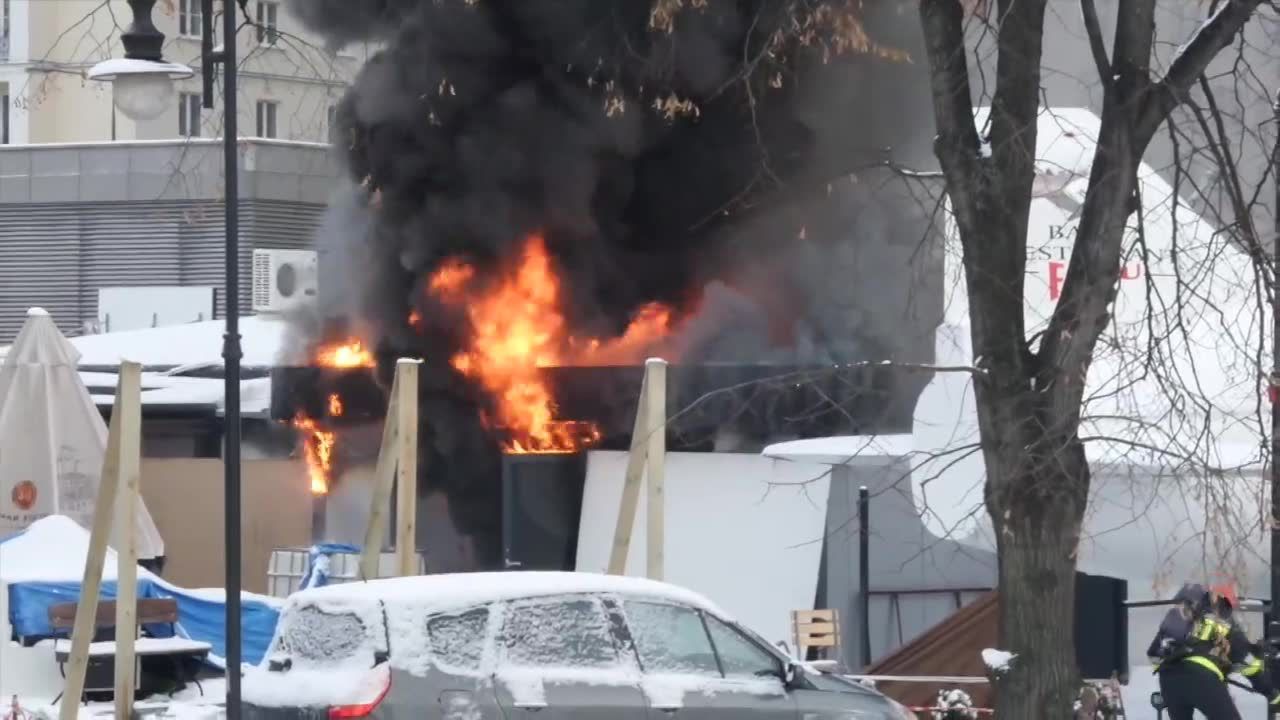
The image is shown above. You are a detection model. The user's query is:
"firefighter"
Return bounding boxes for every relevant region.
[1147,582,1280,720]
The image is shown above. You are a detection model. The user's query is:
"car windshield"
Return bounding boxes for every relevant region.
[730,620,788,662]
[276,604,376,663]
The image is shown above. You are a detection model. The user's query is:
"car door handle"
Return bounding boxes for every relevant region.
[513,702,547,711]
[652,706,680,714]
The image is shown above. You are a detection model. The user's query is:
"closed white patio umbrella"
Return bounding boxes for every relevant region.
[0,307,164,558]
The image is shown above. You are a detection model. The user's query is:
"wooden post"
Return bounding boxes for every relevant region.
[114,361,143,720]
[360,359,422,580]
[606,368,650,575]
[394,359,419,577]
[359,371,399,581]
[643,358,667,580]
[59,361,140,720]
[606,359,668,578]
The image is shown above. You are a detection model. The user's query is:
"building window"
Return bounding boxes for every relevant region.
[178,0,201,37]
[327,104,339,143]
[1,94,8,145]
[256,1,280,45]
[256,100,278,138]
[1,0,10,59]
[179,93,201,137]
[1,0,10,60]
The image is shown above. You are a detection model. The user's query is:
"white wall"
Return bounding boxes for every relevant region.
[576,451,830,649]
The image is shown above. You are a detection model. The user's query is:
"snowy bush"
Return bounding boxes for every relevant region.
[932,688,978,720]
[1072,681,1125,720]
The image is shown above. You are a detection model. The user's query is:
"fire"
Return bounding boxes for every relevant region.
[315,340,375,368]
[428,259,475,300]
[329,393,344,417]
[292,414,335,495]
[428,234,673,453]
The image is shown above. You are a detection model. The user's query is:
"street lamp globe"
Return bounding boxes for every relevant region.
[88,58,193,122]
[86,0,193,122]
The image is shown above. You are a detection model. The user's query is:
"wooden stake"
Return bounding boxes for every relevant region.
[643,358,667,580]
[360,371,399,581]
[606,369,650,575]
[114,360,143,719]
[394,359,419,577]
[59,361,140,720]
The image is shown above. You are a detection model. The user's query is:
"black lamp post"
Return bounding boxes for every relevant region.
[1269,87,1280,720]
[89,1,243,717]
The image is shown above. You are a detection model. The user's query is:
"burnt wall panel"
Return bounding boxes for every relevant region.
[500,453,587,572]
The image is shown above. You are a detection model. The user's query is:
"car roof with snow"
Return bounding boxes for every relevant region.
[287,571,726,617]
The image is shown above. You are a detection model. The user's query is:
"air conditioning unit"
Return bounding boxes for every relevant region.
[252,249,318,314]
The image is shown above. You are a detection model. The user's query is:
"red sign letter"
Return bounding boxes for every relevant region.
[1049,261,1067,300]
[1120,262,1144,281]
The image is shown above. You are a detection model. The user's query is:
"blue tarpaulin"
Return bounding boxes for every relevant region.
[297,543,360,591]
[6,579,281,666]
[0,529,282,667]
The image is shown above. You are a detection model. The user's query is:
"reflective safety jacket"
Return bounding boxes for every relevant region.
[1148,604,1276,702]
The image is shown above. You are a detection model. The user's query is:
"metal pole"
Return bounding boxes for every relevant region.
[219,0,243,715]
[859,485,871,668]
[1269,88,1280,720]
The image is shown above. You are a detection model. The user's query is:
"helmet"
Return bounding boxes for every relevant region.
[1210,583,1239,610]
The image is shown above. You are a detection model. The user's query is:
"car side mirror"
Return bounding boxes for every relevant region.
[754,661,798,687]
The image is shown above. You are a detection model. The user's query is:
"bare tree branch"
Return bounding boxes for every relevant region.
[1137,0,1268,141]
[1079,0,1113,87]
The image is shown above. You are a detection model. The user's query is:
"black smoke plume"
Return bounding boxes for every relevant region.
[288,0,937,566]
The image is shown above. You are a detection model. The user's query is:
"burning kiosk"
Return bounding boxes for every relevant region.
[272,357,920,572]
[270,226,926,572]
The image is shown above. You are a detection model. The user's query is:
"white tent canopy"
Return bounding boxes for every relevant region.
[0,308,164,558]
[911,107,1268,602]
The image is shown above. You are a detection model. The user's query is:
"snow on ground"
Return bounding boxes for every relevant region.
[19,678,228,719]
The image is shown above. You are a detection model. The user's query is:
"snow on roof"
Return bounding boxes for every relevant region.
[290,571,725,618]
[70,315,292,369]
[761,435,913,465]
[81,371,273,416]
[0,514,155,583]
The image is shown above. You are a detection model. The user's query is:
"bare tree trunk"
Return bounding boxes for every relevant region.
[989,430,1089,718]
[917,0,1265,713]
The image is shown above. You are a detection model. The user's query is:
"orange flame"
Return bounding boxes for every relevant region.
[292,414,334,495]
[315,340,375,368]
[428,259,475,300]
[428,234,673,453]
[329,393,344,417]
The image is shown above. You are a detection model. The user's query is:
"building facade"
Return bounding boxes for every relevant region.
[0,0,370,145]
[0,138,339,341]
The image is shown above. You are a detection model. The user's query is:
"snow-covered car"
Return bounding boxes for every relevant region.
[242,571,913,719]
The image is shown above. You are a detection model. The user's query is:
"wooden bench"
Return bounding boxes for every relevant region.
[792,609,843,667]
[47,598,211,702]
